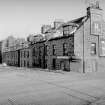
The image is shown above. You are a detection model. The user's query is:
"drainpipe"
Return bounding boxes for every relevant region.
[83,21,85,73]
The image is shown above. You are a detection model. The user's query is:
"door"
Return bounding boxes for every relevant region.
[60,61,65,71]
[52,59,56,70]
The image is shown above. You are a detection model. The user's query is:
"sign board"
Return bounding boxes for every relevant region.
[57,56,69,59]
[99,37,105,56]
[91,13,102,35]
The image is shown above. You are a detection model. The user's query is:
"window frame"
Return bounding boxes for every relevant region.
[91,43,96,55]
[63,43,68,56]
[52,45,56,55]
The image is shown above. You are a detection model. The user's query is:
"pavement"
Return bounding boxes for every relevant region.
[0,65,105,105]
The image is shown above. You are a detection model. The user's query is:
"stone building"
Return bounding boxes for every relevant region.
[2,2,105,73]
[73,6,105,72]
[42,20,64,40]
[31,40,46,69]
[45,35,74,71]
[70,5,105,72]
[44,3,105,73]
[20,47,32,68]
[0,41,2,63]
[45,17,82,71]
[2,49,20,67]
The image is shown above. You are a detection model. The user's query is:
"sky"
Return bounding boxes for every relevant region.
[0,0,104,40]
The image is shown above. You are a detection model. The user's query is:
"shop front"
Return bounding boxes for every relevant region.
[57,56,70,71]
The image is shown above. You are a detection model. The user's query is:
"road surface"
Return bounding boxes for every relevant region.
[0,65,105,105]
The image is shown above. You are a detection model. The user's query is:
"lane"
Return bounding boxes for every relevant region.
[0,66,105,104]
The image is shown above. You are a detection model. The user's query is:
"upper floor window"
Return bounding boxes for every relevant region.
[63,43,68,56]
[21,51,22,57]
[39,47,42,56]
[23,51,25,58]
[63,25,74,36]
[24,60,26,67]
[45,45,49,56]
[91,43,96,55]
[32,47,35,56]
[27,51,29,58]
[99,40,105,56]
[63,26,69,36]
[52,45,56,55]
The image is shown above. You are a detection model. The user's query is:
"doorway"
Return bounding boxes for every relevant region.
[52,59,56,70]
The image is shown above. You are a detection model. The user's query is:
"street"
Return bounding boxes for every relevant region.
[0,66,105,105]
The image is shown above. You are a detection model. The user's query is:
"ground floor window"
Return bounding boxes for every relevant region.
[45,59,47,69]
[27,61,29,67]
[60,60,70,71]
[24,61,26,67]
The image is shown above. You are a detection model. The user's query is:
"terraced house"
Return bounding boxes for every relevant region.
[0,41,2,64]
[31,40,46,68]
[2,2,105,73]
[20,46,32,68]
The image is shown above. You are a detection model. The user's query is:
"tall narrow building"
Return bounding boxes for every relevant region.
[72,0,105,72]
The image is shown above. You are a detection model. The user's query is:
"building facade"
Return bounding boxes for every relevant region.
[0,41,2,63]
[45,35,74,71]
[2,49,20,67]
[2,3,105,73]
[72,6,105,73]
[20,47,32,68]
[31,40,46,69]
